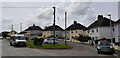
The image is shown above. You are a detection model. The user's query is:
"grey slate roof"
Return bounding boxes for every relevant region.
[116,19,120,24]
[25,24,43,31]
[66,21,86,30]
[87,15,115,29]
[44,25,64,31]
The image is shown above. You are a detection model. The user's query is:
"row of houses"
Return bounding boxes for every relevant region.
[9,15,120,43]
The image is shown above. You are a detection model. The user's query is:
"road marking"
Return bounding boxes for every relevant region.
[113,54,117,56]
[30,48,59,56]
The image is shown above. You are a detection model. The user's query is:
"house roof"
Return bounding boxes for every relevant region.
[87,15,115,29]
[44,25,64,31]
[66,21,86,30]
[116,19,120,24]
[19,31,27,34]
[25,24,43,31]
[11,30,17,33]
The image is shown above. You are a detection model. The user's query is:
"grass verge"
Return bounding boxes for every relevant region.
[26,40,72,49]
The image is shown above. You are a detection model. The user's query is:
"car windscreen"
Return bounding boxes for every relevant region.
[99,41,110,46]
[15,36,25,40]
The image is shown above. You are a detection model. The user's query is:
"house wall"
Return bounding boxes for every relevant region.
[26,30,42,37]
[8,31,18,36]
[67,30,85,41]
[99,27,114,39]
[114,24,120,42]
[42,31,52,38]
[86,27,100,40]
[118,24,120,42]
[42,31,64,38]
[87,26,115,40]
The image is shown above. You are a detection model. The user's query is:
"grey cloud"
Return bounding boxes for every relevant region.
[2,2,96,32]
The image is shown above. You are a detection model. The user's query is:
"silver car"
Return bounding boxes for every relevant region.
[97,40,115,54]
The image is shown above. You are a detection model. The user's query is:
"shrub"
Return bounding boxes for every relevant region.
[73,35,91,43]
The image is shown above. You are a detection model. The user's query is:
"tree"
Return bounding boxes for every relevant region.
[2,32,10,38]
[44,26,48,29]
[73,35,91,43]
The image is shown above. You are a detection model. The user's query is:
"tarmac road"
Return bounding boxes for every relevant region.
[2,39,117,57]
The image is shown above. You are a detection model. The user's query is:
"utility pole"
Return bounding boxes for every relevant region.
[11,25,13,31]
[53,7,56,45]
[107,14,113,43]
[65,12,67,45]
[20,23,22,32]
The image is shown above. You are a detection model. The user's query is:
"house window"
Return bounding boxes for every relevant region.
[72,36,74,38]
[92,30,94,33]
[67,32,68,33]
[56,35,58,37]
[88,30,89,34]
[71,31,73,33]
[96,29,98,32]
[76,31,77,33]
[113,28,114,31]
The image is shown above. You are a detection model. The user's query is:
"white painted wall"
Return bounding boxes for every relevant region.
[118,24,120,42]
[86,27,100,40]
[29,30,42,37]
[87,26,115,40]
[99,27,113,39]
[114,24,120,42]
[53,31,64,37]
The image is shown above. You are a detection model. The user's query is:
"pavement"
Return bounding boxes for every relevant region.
[1,39,117,57]
[0,39,2,57]
[114,45,120,51]
[2,39,57,56]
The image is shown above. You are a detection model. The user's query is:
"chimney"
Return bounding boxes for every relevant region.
[74,21,77,24]
[33,24,35,26]
[98,15,103,21]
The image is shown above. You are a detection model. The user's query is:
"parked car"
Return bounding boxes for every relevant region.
[29,37,35,40]
[10,34,26,47]
[97,40,115,54]
[44,37,58,44]
[0,36,3,39]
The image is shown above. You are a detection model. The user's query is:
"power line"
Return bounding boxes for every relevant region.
[2,6,52,8]
[37,9,53,18]
[57,8,66,12]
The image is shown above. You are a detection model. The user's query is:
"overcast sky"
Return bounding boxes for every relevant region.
[1,2,119,32]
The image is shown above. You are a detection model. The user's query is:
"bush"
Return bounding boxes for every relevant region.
[73,35,91,43]
[115,42,120,46]
[58,37,65,39]
[6,37,10,41]
[26,40,72,49]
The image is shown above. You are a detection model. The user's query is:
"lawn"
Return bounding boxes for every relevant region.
[26,40,72,49]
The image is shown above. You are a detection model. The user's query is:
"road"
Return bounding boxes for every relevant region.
[2,39,116,56]
[0,39,2,57]
[2,39,57,56]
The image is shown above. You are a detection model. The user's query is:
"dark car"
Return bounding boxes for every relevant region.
[97,40,115,54]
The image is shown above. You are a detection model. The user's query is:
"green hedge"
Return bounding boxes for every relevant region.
[26,40,72,49]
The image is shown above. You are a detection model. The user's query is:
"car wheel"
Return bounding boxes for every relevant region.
[112,50,115,53]
[109,52,114,55]
[97,50,101,54]
[10,42,13,46]
[55,42,57,44]
[14,43,16,47]
[45,42,48,44]
[24,44,26,47]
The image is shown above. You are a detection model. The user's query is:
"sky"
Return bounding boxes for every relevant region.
[1,1,119,33]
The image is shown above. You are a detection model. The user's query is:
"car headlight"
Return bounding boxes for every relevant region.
[97,46,100,49]
[110,46,113,49]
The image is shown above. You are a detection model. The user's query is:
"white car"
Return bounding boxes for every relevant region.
[10,34,26,47]
[44,37,58,44]
[0,36,3,39]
